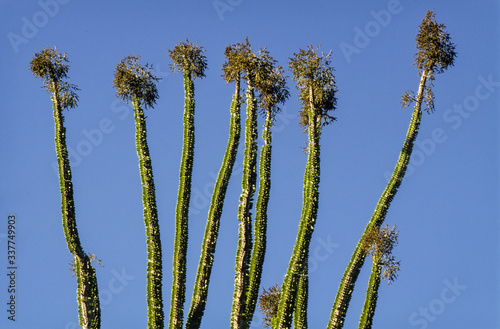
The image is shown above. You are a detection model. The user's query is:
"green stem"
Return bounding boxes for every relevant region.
[231,84,258,329]
[53,92,100,329]
[357,259,382,329]
[169,71,195,329]
[327,71,428,329]
[294,273,309,329]
[273,88,321,328]
[133,99,164,329]
[243,109,272,328]
[186,80,242,329]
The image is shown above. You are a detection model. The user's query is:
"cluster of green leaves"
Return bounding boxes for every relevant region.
[168,40,207,79]
[29,47,80,110]
[361,224,400,284]
[222,38,253,85]
[258,284,281,328]
[414,10,456,75]
[254,48,289,120]
[403,10,456,114]
[113,55,161,109]
[289,44,337,127]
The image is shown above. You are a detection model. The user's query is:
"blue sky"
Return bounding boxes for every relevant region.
[1,1,499,328]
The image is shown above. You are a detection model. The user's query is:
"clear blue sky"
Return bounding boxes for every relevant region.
[1,1,498,328]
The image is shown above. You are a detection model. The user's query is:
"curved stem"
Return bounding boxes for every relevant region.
[273,86,321,328]
[53,90,100,329]
[186,80,242,329]
[327,71,428,329]
[134,99,164,329]
[357,260,382,329]
[169,71,195,329]
[231,84,258,329]
[243,109,273,327]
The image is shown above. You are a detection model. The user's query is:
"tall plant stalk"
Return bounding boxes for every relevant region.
[167,41,207,329]
[231,81,258,329]
[185,41,250,329]
[231,45,289,328]
[328,10,456,329]
[273,45,337,329]
[30,47,101,329]
[113,56,163,329]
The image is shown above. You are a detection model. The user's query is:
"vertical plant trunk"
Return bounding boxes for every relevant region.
[231,84,258,329]
[273,85,321,328]
[53,92,101,329]
[169,71,195,329]
[242,109,273,328]
[186,80,242,329]
[357,260,382,329]
[133,99,164,329]
[327,70,428,329]
[294,273,308,329]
